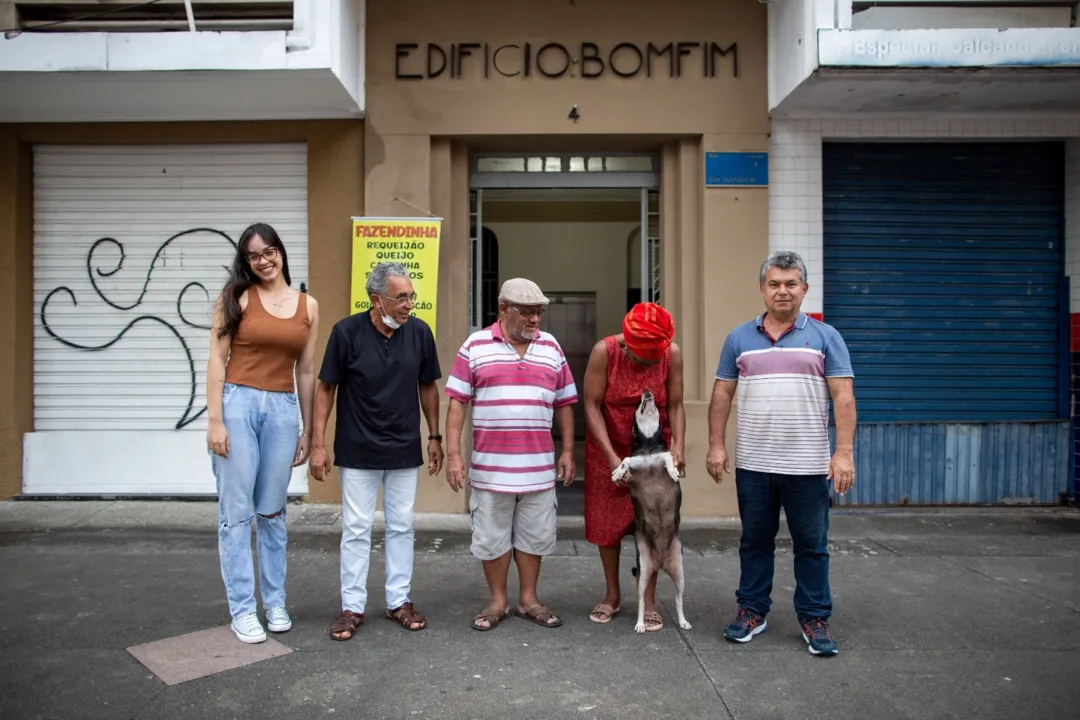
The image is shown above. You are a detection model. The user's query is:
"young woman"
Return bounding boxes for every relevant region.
[582,302,684,631]
[206,222,319,644]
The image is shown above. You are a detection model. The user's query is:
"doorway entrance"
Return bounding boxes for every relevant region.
[468,153,661,515]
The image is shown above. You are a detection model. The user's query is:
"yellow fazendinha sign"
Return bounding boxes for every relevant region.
[350,216,442,336]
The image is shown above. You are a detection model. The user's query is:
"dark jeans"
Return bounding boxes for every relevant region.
[734,468,832,623]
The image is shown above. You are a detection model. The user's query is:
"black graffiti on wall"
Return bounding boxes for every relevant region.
[40,229,237,430]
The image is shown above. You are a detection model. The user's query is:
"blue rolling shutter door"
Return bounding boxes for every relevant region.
[823,142,1065,423]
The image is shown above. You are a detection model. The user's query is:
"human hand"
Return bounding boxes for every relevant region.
[207,420,229,459]
[671,444,685,476]
[446,454,466,492]
[558,450,576,487]
[829,449,855,495]
[427,439,444,476]
[705,444,729,483]
[291,434,311,468]
[607,454,629,486]
[309,445,332,482]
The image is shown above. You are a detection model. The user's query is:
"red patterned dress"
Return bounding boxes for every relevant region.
[584,335,672,547]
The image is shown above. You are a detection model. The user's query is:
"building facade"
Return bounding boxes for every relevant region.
[768,1,1080,507]
[1,0,1078,513]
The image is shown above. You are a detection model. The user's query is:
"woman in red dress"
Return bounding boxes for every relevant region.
[582,302,684,630]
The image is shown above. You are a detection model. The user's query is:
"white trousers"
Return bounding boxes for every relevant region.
[339,466,419,613]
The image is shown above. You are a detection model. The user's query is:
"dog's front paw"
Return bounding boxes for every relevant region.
[634,622,647,634]
[611,459,630,484]
[678,620,693,630]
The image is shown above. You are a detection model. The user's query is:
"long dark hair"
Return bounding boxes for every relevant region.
[217,222,292,339]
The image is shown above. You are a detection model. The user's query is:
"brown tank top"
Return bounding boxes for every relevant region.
[225,286,310,393]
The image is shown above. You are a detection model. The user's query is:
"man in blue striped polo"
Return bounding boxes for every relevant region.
[706,250,857,657]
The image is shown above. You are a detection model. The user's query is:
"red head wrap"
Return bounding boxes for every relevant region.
[622,302,675,362]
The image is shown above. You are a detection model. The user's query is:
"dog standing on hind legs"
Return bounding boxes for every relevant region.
[611,389,692,633]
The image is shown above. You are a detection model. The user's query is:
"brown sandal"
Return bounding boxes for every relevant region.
[589,603,620,624]
[386,602,427,631]
[472,607,509,631]
[330,609,364,641]
[515,605,563,628]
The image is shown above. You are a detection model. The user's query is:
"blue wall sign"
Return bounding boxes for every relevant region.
[705,152,768,187]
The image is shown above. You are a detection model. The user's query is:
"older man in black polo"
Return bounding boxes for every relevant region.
[310,261,443,641]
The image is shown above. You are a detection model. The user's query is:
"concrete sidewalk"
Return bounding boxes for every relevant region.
[0,498,739,533]
[2,503,1079,719]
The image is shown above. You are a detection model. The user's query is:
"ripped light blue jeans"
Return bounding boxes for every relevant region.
[210,382,300,620]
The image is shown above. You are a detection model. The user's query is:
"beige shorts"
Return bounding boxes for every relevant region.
[469,486,558,561]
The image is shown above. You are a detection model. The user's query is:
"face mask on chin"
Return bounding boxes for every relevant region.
[375,302,402,329]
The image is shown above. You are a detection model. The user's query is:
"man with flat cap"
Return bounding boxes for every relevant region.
[445,278,578,632]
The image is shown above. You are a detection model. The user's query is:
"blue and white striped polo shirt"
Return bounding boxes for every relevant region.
[715,313,854,476]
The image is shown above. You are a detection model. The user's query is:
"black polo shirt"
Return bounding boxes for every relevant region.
[318,313,441,470]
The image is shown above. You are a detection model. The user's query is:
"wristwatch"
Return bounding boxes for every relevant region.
[429,434,442,442]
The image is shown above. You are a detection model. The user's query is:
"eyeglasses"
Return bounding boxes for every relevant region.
[510,305,545,318]
[380,293,417,305]
[246,246,279,265]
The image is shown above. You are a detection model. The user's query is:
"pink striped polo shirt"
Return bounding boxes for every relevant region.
[445,321,578,493]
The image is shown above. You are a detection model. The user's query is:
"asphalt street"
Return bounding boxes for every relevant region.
[1,502,1079,720]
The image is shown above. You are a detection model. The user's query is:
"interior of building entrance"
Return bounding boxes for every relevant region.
[472,185,658,516]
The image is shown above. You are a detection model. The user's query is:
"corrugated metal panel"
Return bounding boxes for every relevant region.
[33,144,309,432]
[830,422,1069,506]
[823,142,1066,423]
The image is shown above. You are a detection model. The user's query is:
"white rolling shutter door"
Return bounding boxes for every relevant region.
[27,144,309,496]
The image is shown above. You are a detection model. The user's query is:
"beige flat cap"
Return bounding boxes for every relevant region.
[499,278,549,306]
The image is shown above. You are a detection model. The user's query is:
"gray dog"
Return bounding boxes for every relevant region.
[611,389,692,633]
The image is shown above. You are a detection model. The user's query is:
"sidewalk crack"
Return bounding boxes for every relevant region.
[949,559,1080,615]
[71,503,115,528]
[866,538,900,556]
[662,598,737,720]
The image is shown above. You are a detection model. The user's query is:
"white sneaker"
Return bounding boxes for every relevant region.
[231,612,267,644]
[266,606,292,633]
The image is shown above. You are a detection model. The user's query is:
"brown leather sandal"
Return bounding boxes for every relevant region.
[515,605,563,628]
[471,607,509,631]
[386,602,427,631]
[330,609,364,641]
[589,603,620,624]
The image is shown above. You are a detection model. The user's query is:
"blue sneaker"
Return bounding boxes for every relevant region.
[266,606,292,633]
[801,618,838,656]
[231,612,267,644]
[723,607,768,643]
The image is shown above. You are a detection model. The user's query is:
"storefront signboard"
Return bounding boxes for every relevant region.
[351,217,442,337]
[819,28,1080,68]
[705,152,768,188]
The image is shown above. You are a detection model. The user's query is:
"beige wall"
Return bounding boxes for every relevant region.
[0,126,33,500]
[489,221,637,340]
[365,0,769,516]
[366,0,766,138]
[0,4,16,31]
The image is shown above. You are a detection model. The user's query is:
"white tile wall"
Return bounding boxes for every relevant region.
[769,117,1080,316]
[769,121,825,314]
